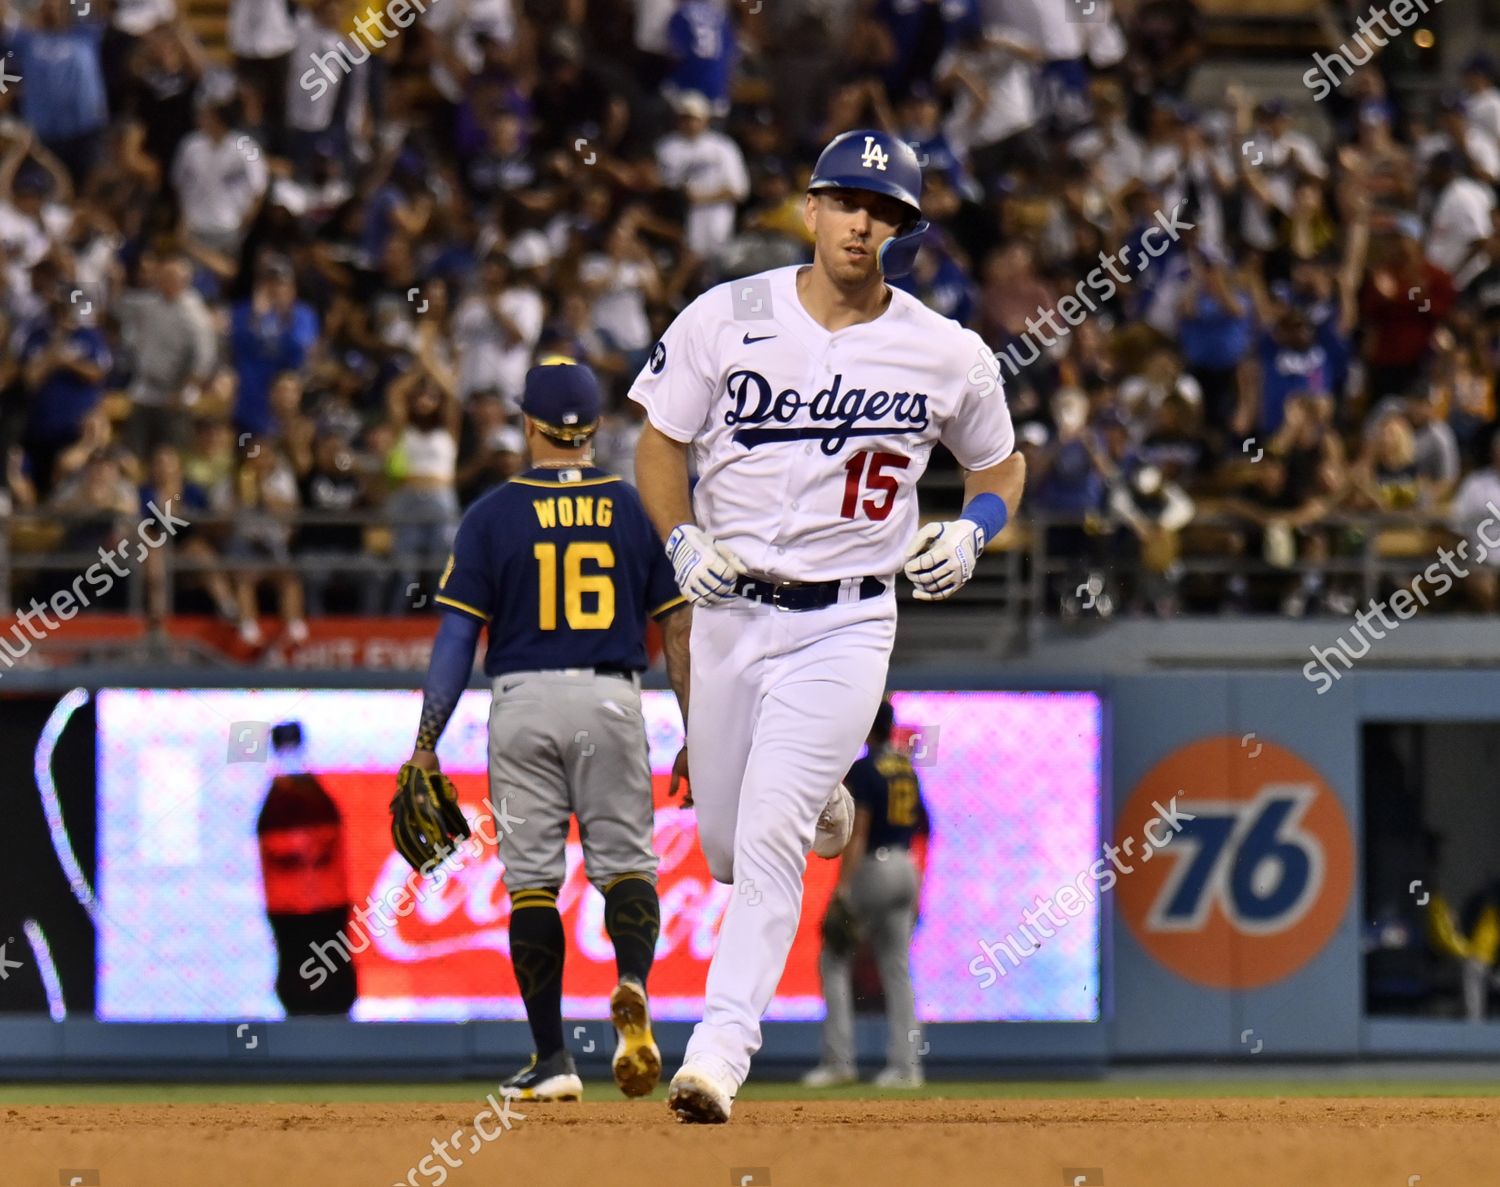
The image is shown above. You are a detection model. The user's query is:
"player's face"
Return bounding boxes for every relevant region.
[806,189,908,286]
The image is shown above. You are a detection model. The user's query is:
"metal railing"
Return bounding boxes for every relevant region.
[1,508,454,620]
[965,510,1478,649]
[0,506,1481,631]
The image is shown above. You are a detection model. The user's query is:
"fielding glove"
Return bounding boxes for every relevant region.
[390,761,472,874]
[821,891,862,957]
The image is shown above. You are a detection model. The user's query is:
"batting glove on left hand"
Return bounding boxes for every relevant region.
[666,523,747,606]
[903,519,985,601]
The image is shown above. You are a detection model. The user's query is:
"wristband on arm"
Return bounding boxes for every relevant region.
[960,492,1009,549]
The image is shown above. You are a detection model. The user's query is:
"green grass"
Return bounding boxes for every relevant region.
[742,1080,1500,1101]
[8,1080,1500,1106]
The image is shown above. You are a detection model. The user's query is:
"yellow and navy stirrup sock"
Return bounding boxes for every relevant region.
[603,874,660,986]
[510,887,565,1059]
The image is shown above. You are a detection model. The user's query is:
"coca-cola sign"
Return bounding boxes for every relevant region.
[320,772,836,1020]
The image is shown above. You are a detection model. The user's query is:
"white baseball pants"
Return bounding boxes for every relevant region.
[682,590,896,1088]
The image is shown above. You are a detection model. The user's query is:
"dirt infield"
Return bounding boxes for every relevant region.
[11,1096,1498,1187]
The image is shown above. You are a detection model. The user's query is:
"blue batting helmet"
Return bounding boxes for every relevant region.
[807,129,930,279]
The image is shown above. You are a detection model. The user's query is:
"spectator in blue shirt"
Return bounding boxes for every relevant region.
[1123,191,1193,329]
[8,0,109,185]
[873,0,945,100]
[1032,389,1108,519]
[1254,310,1329,437]
[892,237,976,327]
[898,85,977,200]
[1029,390,1119,610]
[1175,249,1253,437]
[230,256,319,438]
[20,285,112,498]
[1272,255,1354,410]
[665,0,734,116]
[939,0,981,45]
[360,151,433,271]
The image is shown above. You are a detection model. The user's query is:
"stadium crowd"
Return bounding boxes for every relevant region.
[1,0,1499,634]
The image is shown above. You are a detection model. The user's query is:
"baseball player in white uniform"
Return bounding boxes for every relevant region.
[630,129,1024,1123]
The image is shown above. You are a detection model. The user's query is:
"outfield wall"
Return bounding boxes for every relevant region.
[0,666,1495,1076]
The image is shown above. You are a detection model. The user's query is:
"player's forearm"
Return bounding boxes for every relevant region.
[635,422,695,541]
[660,605,692,728]
[962,452,1026,523]
[413,612,482,755]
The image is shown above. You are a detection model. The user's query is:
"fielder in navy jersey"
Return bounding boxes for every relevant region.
[398,357,692,1103]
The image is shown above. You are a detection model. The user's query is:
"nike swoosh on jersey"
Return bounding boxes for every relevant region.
[742,332,777,344]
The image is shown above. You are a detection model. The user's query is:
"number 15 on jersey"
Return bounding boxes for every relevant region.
[841,450,910,521]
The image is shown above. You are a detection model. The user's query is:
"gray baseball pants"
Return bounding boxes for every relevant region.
[817,846,921,1074]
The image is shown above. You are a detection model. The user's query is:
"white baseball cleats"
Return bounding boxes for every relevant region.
[801,1063,857,1088]
[667,1057,736,1123]
[609,977,661,1098]
[812,782,855,858]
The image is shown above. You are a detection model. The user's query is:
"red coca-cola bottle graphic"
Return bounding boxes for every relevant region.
[256,721,358,1014]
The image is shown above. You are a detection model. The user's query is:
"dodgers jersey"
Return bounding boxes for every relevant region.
[436,466,686,677]
[628,265,1015,582]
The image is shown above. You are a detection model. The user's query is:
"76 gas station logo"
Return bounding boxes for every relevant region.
[1116,737,1353,990]
[1145,785,1325,935]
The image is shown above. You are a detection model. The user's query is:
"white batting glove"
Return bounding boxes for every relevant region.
[666,523,748,607]
[903,519,985,601]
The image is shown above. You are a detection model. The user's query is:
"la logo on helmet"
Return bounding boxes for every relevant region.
[860,136,889,171]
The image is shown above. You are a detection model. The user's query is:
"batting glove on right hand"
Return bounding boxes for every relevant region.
[666,523,747,606]
[903,518,985,601]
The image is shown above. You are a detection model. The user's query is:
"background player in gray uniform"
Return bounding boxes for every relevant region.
[389,358,692,1102]
[804,699,930,1089]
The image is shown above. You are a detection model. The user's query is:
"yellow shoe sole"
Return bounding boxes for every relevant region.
[610,980,662,1098]
[499,1074,583,1102]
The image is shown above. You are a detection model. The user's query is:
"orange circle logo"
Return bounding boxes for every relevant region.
[1114,736,1353,990]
